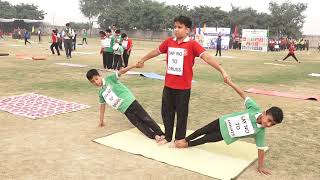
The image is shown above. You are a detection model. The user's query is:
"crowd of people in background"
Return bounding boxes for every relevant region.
[0,29,4,40]
[230,36,242,50]
[3,24,134,63]
[1,25,319,61]
[47,23,89,59]
[268,37,310,52]
[1,25,87,59]
[99,25,133,70]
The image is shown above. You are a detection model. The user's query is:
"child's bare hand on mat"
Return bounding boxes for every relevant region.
[99,121,105,127]
[257,166,271,175]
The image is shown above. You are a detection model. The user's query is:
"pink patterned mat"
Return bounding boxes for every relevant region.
[0,93,90,119]
[245,88,319,101]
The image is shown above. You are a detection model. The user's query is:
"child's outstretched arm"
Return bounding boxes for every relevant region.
[200,53,230,83]
[257,149,271,175]
[226,79,246,100]
[136,49,161,68]
[99,104,106,127]
[118,64,137,77]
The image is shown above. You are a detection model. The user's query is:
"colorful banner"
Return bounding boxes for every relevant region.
[241,29,268,52]
[195,27,231,50]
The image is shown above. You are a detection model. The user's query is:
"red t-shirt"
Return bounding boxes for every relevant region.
[122,38,133,51]
[158,37,205,90]
[51,33,57,43]
[289,45,295,54]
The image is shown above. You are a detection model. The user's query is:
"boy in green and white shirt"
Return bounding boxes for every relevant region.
[176,79,284,175]
[86,65,165,142]
[82,29,88,45]
[114,29,123,44]
[112,43,124,70]
[100,29,115,69]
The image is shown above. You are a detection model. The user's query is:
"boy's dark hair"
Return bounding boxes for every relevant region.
[66,23,70,27]
[121,33,127,38]
[86,69,100,80]
[99,31,106,36]
[266,106,283,124]
[174,15,192,29]
[106,29,112,33]
[115,29,120,34]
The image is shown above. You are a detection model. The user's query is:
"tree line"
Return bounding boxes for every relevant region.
[0,0,308,38]
[80,0,307,38]
[0,0,45,20]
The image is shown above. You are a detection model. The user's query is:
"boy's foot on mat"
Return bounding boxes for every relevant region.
[157,139,168,145]
[175,139,188,148]
[155,135,162,143]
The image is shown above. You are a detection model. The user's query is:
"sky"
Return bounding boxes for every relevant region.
[5,0,320,35]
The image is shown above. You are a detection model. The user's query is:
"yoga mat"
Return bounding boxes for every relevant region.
[15,54,47,60]
[32,56,47,60]
[72,51,96,55]
[9,44,24,47]
[126,71,142,75]
[264,63,289,67]
[140,72,165,80]
[15,55,33,60]
[0,53,9,56]
[94,126,266,180]
[140,72,196,82]
[245,88,319,101]
[55,63,88,68]
[216,55,234,59]
[308,73,320,77]
[101,69,196,82]
[0,93,90,119]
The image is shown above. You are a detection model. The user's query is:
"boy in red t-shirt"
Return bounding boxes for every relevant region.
[282,43,300,63]
[50,30,60,56]
[121,33,133,67]
[136,15,230,146]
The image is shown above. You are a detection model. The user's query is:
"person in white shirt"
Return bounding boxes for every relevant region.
[61,23,75,59]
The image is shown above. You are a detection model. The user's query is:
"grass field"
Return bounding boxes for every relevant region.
[0,36,319,180]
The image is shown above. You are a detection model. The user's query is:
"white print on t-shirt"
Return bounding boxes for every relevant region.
[167,47,184,76]
[225,113,255,138]
[101,38,111,48]
[122,41,128,49]
[102,86,123,109]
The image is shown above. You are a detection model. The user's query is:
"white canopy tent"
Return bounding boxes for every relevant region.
[0,18,44,23]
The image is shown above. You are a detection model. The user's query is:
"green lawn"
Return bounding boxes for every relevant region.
[0,36,319,180]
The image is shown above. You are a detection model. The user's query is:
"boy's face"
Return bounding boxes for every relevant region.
[173,21,190,39]
[89,75,103,87]
[260,112,277,128]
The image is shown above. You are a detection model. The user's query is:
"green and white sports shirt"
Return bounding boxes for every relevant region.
[98,72,135,113]
[219,97,266,149]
